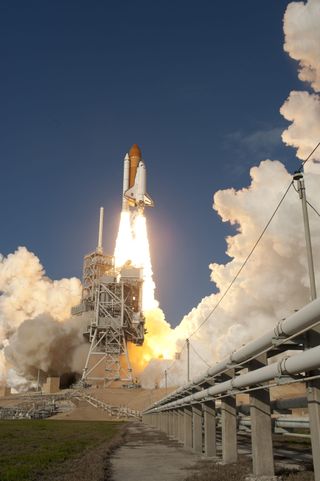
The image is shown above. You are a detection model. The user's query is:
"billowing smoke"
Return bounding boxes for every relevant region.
[0,247,84,390]
[281,0,320,171]
[140,0,320,387]
[283,0,320,92]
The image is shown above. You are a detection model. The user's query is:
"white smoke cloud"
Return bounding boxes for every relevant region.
[284,0,320,92]
[148,159,320,387]
[4,315,87,385]
[0,247,82,388]
[281,0,320,171]
[280,91,320,167]
[144,0,320,387]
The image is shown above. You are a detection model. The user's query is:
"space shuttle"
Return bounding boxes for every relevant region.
[122,144,154,211]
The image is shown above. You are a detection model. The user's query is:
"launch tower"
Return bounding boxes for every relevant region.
[72,207,145,386]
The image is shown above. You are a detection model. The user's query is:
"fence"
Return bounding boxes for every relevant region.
[78,393,141,419]
[142,297,320,481]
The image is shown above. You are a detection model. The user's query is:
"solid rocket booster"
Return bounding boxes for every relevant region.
[122,144,154,211]
[122,153,130,210]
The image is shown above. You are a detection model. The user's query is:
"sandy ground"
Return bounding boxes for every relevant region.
[49,400,116,421]
[86,386,176,411]
[0,383,307,421]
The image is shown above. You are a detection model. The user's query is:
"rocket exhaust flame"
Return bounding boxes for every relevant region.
[132,214,158,311]
[114,210,133,268]
[114,208,177,382]
[114,211,158,311]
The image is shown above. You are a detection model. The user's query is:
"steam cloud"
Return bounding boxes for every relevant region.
[141,0,320,387]
[0,247,83,390]
[1,0,320,390]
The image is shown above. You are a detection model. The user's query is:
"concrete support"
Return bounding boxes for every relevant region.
[162,412,168,433]
[203,400,216,457]
[178,409,184,443]
[192,403,203,453]
[167,411,172,436]
[307,377,320,481]
[249,354,275,478]
[173,410,179,439]
[221,370,237,464]
[184,405,193,449]
[161,412,165,432]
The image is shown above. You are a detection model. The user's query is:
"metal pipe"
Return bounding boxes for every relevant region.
[239,416,309,430]
[186,338,190,383]
[148,344,320,412]
[238,396,308,415]
[153,298,320,408]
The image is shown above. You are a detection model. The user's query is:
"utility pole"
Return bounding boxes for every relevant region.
[293,172,317,300]
[293,171,320,481]
[186,338,190,383]
[37,369,41,392]
[164,370,167,394]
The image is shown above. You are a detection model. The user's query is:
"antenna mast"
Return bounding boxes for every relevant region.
[97,207,104,254]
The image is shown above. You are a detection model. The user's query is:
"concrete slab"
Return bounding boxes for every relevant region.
[111,422,204,481]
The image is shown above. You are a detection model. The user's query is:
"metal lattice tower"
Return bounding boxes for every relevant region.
[71,207,145,386]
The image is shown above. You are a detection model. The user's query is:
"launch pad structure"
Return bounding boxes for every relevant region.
[72,207,146,386]
[72,144,153,387]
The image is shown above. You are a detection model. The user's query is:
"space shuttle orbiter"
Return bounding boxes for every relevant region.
[122,144,154,211]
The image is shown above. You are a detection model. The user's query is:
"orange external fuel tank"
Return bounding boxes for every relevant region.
[129,144,142,187]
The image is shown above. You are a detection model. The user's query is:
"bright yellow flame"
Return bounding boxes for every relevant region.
[114,210,176,375]
[132,214,158,311]
[128,307,176,374]
[114,211,133,268]
[114,211,158,311]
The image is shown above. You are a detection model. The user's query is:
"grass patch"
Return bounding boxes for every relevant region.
[0,420,121,481]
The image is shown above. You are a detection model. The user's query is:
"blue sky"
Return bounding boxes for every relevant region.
[0,1,303,325]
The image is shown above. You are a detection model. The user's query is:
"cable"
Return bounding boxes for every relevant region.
[292,170,320,218]
[298,141,320,171]
[159,142,320,389]
[188,181,294,339]
[163,340,187,374]
[187,140,320,340]
[190,343,211,368]
[307,200,320,218]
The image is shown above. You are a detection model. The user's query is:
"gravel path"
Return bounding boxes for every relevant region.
[110,422,204,481]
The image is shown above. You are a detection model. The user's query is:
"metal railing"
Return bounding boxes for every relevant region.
[78,393,141,420]
[142,297,320,480]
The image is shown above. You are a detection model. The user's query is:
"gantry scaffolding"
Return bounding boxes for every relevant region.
[71,208,145,386]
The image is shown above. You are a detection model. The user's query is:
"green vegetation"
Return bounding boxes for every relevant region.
[0,420,120,481]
